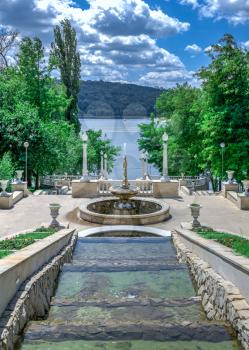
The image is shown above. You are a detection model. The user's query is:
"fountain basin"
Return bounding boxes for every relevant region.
[80,197,170,225]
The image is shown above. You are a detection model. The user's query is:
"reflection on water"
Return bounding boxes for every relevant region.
[21,237,241,350]
[80,118,159,179]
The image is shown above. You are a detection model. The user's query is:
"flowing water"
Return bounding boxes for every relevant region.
[20,237,241,350]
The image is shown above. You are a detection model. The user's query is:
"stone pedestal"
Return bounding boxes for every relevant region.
[222,182,239,198]
[11,182,29,197]
[238,194,249,210]
[0,194,13,209]
[153,180,178,198]
[72,180,98,198]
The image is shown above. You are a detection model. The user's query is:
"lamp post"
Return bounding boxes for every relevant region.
[80,131,89,182]
[220,142,225,180]
[161,132,169,182]
[23,141,29,183]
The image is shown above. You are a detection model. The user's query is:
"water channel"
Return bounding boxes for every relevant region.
[20,235,241,350]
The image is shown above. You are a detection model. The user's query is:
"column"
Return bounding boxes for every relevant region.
[80,131,89,182]
[140,152,145,180]
[161,132,170,182]
[104,153,108,180]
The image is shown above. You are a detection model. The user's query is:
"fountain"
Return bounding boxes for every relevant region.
[79,156,170,225]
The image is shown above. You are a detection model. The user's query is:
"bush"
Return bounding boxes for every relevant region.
[0,152,15,180]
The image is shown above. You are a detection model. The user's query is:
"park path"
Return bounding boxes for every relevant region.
[0,194,248,238]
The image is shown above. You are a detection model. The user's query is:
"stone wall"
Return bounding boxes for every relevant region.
[173,232,249,350]
[0,232,77,350]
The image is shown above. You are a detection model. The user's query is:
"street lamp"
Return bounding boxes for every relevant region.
[220,142,225,180]
[23,141,29,183]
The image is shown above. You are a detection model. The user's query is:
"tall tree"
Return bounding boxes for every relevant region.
[17,37,69,121]
[51,19,81,132]
[138,84,203,176]
[198,34,249,179]
[0,28,18,69]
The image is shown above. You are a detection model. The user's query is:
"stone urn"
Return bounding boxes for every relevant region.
[188,203,202,228]
[226,170,234,184]
[16,170,24,184]
[242,180,249,197]
[49,203,62,229]
[0,180,9,197]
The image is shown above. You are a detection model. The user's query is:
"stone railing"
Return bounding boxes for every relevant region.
[98,179,153,197]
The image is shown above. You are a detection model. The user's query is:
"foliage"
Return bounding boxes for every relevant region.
[195,228,249,258]
[51,19,81,132]
[87,130,121,174]
[78,80,162,118]
[18,37,69,121]
[139,34,249,180]
[0,28,18,69]
[197,34,249,180]
[0,227,56,259]
[0,250,11,259]
[138,84,202,175]
[0,152,15,180]
[138,116,165,172]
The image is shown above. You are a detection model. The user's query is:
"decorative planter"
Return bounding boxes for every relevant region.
[16,170,24,184]
[49,203,62,229]
[0,180,9,197]
[242,180,249,197]
[226,170,235,184]
[188,204,202,228]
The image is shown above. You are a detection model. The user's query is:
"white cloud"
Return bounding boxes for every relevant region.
[139,70,200,88]
[178,0,249,25]
[0,0,192,87]
[184,43,202,54]
[241,40,249,50]
[179,0,199,9]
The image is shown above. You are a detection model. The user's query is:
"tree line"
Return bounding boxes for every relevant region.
[0,21,119,188]
[138,34,249,183]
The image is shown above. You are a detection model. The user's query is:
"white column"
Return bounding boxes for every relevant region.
[80,132,89,182]
[140,152,145,180]
[144,151,150,180]
[104,153,108,180]
[100,151,104,178]
[161,132,170,182]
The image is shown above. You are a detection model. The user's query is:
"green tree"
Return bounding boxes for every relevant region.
[198,34,249,180]
[138,84,203,176]
[18,37,69,121]
[51,19,81,132]
[87,130,120,174]
[0,152,15,180]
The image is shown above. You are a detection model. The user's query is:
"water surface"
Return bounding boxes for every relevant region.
[21,237,241,350]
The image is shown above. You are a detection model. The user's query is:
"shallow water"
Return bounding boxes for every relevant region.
[20,237,242,350]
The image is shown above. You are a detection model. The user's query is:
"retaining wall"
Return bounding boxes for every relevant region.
[173,231,249,350]
[0,228,75,318]
[0,229,77,350]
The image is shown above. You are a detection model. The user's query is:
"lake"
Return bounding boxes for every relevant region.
[79,118,159,180]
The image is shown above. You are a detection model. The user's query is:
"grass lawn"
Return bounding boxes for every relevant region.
[0,227,56,259]
[194,228,249,258]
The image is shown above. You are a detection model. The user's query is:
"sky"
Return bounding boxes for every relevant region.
[0,0,248,88]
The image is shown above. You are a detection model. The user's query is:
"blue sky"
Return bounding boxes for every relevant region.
[0,0,248,88]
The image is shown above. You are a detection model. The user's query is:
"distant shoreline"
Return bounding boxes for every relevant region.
[78,116,150,119]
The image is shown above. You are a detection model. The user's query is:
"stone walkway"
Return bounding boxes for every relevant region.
[1,194,249,238]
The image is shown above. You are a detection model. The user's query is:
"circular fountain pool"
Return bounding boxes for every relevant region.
[80,197,170,225]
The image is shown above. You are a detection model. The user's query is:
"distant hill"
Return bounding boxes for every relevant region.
[78,81,163,118]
